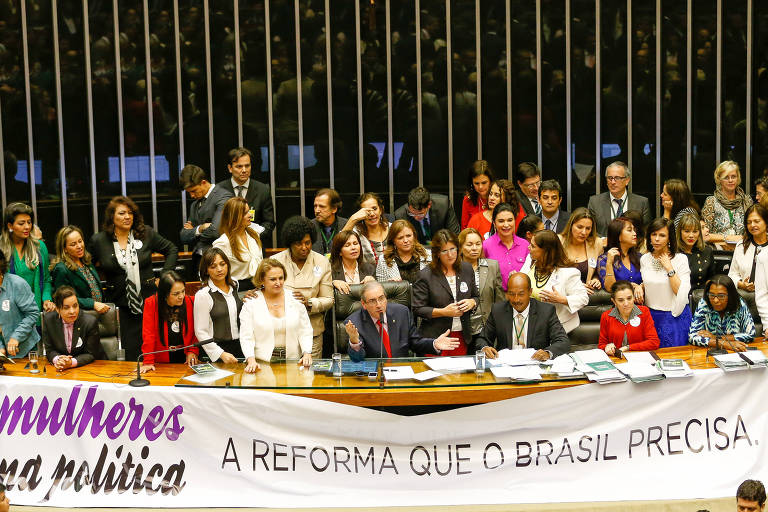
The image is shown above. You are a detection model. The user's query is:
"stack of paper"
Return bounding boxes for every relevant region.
[424,357,476,373]
[382,366,416,381]
[623,351,658,365]
[713,352,751,372]
[549,353,583,378]
[571,349,626,383]
[655,358,694,378]
[743,350,768,367]
[495,348,540,366]
[490,365,543,382]
[616,362,665,383]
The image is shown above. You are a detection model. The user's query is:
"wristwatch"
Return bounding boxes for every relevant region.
[667,270,676,277]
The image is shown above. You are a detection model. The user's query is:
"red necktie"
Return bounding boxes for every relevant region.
[376,319,392,358]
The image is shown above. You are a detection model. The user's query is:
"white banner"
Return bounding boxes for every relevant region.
[0,369,767,507]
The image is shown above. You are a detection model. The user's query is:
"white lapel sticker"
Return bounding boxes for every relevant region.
[588,258,597,268]
[459,281,469,293]
[134,240,143,250]
[75,337,84,348]
[1,300,9,312]
[629,317,641,327]
[313,265,322,276]
[171,321,180,333]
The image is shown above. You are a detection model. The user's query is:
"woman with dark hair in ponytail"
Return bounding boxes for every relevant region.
[140,270,198,373]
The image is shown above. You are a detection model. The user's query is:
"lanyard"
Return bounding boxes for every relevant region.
[514,315,528,344]
[320,226,335,252]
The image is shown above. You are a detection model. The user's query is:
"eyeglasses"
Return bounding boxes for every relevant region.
[720,175,738,182]
[522,180,541,189]
[440,247,458,255]
[365,295,387,305]
[606,175,628,182]
[707,293,728,301]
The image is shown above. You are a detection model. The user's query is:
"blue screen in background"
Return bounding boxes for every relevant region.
[15,160,43,184]
[108,155,171,183]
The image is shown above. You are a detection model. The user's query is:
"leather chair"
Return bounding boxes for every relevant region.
[570,290,613,351]
[81,303,121,360]
[332,281,412,352]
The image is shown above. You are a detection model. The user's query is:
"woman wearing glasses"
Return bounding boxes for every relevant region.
[412,229,479,356]
[688,274,754,351]
[701,161,753,246]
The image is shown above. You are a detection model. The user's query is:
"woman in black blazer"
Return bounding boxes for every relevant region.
[329,230,376,294]
[412,229,479,356]
[89,196,178,361]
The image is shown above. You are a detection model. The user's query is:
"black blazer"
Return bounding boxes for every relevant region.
[475,298,570,357]
[331,261,375,282]
[393,193,461,245]
[89,226,178,308]
[411,261,479,342]
[180,183,234,253]
[217,178,275,241]
[42,311,104,366]
[516,189,537,216]
[346,303,438,361]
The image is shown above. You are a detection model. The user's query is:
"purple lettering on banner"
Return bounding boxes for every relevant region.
[0,384,183,442]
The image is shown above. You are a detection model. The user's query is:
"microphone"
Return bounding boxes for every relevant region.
[129,340,215,387]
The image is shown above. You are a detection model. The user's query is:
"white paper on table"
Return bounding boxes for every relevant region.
[623,351,658,365]
[616,362,664,379]
[743,351,768,364]
[490,365,543,381]
[413,370,441,382]
[424,357,476,372]
[659,360,694,378]
[714,352,749,365]
[382,366,416,381]
[550,353,576,374]
[181,368,234,384]
[496,348,539,366]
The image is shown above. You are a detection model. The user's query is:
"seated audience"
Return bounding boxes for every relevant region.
[559,207,604,291]
[459,227,504,340]
[701,160,753,245]
[43,286,105,370]
[522,230,589,333]
[461,160,494,229]
[596,217,643,300]
[688,274,754,351]
[51,225,110,314]
[212,196,263,291]
[476,272,570,360]
[539,179,569,233]
[676,212,715,289]
[468,179,523,238]
[345,281,458,361]
[343,192,390,265]
[597,280,660,355]
[0,248,39,359]
[728,205,768,310]
[661,178,699,228]
[412,230,479,356]
[376,219,431,282]
[312,188,348,256]
[140,271,198,373]
[90,196,178,362]
[330,230,376,294]
[0,202,54,315]
[272,216,333,359]
[640,218,692,347]
[482,203,531,290]
[515,214,544,243]
[394,186,460,245]
[194,248,244,363]
[239,259,313,373]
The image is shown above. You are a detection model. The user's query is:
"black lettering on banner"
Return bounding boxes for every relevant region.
[628,429,643,458]
[252,440,269,470]
[291,446,306,471]
[142,463,163,495]
[647,426,663,456]
[334,447,351,473]
[379,447,398,474]
[354,447,375,474]
[117,447,135,492]
[0,455,42,491]
[535,440,553,466]
[310,447,330,472]
[705,418,711,451]
[483,443,504,470]
[602,434,617,461]
[713,417,729,450]
[516,442,532,467]
[90,444,112,493]
[554,438,574,464]
[685,419,703,453]
[667,421,683,455]
[73,461,90,492]
[222,438,241,471]
[456,444,471,475]
[734,415,753,448]
[577,436,593,462]
[410,446,431,476]
[162,461,187,495]
[433,445,452,476]
[273,443,289,472]
[44,455,75,501]
[131,446,151,493]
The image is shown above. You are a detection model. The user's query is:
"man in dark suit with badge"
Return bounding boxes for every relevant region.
[216,147,275,242]
[344,282,459,360]
[42,286,104,369]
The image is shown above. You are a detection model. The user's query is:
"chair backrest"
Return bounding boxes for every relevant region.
[333,281,412,351]
[81,303,119,360]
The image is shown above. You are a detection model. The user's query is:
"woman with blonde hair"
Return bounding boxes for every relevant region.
[376,219,431,282]
[51,225,110,314]
[558,207,604,292]
[239,258,313,373]
[676,212,715,290]
[212,196,263,291]
[701,160,753,245]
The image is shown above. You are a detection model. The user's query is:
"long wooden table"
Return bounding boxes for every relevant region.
[4,343,767,407]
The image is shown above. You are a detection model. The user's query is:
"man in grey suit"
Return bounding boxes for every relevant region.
[179,164,233,269]
[587,161,652,236]
[393,187,461,245]
[539,179,569,233]
[216,147,275,241]
[476,273,570,361]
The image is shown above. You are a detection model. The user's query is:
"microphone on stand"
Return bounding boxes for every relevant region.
[129,339,217,388]
[379,320,385,388]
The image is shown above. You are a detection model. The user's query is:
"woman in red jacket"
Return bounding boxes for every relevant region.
[598,280,660,355]
[140,270,198,373]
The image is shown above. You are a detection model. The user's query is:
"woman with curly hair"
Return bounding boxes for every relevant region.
[376,219,431,282]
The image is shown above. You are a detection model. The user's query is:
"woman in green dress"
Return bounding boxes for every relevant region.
[51,225,111,314]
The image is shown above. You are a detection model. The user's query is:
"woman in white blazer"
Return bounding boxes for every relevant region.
[522,230,589,333]
[239,258,313,373]
[754,248,768,332]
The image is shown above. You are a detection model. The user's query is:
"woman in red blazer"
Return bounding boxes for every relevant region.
[598,280,660,355]
[140,270,198,373]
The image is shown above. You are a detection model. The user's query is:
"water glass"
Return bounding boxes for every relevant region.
[475,350,486,375]
[29,350,39,374]
[332,353,343,377]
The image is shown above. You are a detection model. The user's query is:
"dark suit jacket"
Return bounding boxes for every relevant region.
[51,261,103,310]
[312,215,349,255]
[587,191,652,236]
[331,261,375,282]
[542,210,570,234]
[346,303,438,361]
[393,193,461,245]
[89,227,178,308]
[516,189,538,216]
[412,262,479,342]
[180,183,234,253]
[475,299,570,357]
[476,259,505,323]
[217,178,275,240]
[42,311,104,366]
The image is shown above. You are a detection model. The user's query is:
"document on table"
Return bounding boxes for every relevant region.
[623,351,657,365]
[382,366,416,381]
[181,368,234,384]
[424,357,476,372]
[490,365,543,381]
[413,370,441,382]
[571,348,611,372]
[616,362,664,382]
[743,350,768,365]
[495,348,539,366]
[549,353,582,377]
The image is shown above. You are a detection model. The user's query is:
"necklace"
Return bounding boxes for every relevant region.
[533,267,552,288]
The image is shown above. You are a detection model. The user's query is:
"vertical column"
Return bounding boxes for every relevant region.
[265,0,278,246]
[536,0,543,168]
[293,0,306,216]
[626,0,632,184]
[746,0,753,190]
[234,0,243,146]
[52,0,68,224]
[203,0,216,180]
[566,0,572,210]
[83,0,99,232]
[656,0,662,216]
[505,0,512,178]
[475,0,482,160]
[686,0,692,184]
[20,0,37,214]
[113,0,127,195]
[325,0,335,188]
[385,0,394,212]
[355,0,365,193]
[446,0,454,201]
[142,0,158,228]
[715,0,722,164]
[595,0,601,194]
[173,0,187,226]
[416,0,424,185]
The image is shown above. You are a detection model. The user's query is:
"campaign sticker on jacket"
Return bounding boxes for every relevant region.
[134,239,143,250]
[1,300,9,312]
[313,265,322,277]
[75,337,83,348]
[629,317,641,327]
[171,321,180,333]
[588,258,597,268]
[459,281,469,293]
